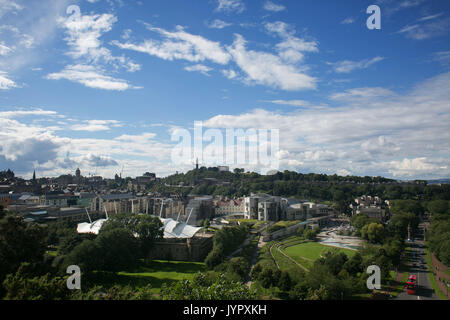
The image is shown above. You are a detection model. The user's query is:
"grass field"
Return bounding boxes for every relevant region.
[282,242,356,269]
[95,260,206,294]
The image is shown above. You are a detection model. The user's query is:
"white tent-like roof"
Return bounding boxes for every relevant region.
[76,219,107,235]
[160,217,202,238]
[77,216,202,239]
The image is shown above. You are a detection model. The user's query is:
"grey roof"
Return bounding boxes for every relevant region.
[100,194,135,201]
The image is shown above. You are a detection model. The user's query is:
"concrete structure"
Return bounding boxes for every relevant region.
[40,194,74,207]
[90,194,139,214]
[244,193,330,222]
[150,233,213,262]
[244,193,287,221]
[182,196,214,225]
[214,198,244,216]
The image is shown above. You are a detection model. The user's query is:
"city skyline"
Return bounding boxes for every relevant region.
[1,0,450,180]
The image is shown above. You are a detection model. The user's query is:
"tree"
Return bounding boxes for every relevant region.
[227,257,248,281]
[387,212,418,239]
[259,267,275,288]
[160,273,256,300]
[205,225,249,269]
[2,263,69,300]
[390,200,423,216]
[361,223,385,244]
[205,248,225,270]
[131,215,163,260]
[62,228,140,274]
[0,214,47,286]
[100,213,163,260]
[304,228,318,240]
[427,200,449,215]
[322,251,348,276]
[278,271,292,291]
[343,252,363,276]
[61,239,102,274]
[72,284,154,300]
[95,228,140,272]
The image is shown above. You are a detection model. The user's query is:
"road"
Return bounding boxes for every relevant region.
[396,222,439,300]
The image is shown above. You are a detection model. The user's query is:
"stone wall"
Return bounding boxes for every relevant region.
[150,235,213,262]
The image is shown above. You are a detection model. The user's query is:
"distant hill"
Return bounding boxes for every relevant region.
[427,179,450,185]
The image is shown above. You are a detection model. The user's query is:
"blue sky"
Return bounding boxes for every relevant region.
[0,0,449,180]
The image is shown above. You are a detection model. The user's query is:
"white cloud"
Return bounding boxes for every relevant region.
[0,71,18,90]
[388,157,437,177]
[121,28,132,39]
[433,51,450,66]
[329,87,396,102]
[0,0,22,18]
[113,21,318,91]
[328,56,385,73]
[263,99,311,107]
[70,120,122,132]
[0,42,13,56]
[341,17,355,24]
[0,108,58,118]
[45,6,140,90]
[113,24,231,65]
[226,34,317,91]
[201,71,450,178]
[184,64,213,76]
[397,17,450,40]
[0,1,73,75]
[57,10,139,72]
[265,21,318,63]
[418,13,444,22]
[221,69,238,79]
[207,19,232,29]
[263,1,286,12]
[216,0,245,14]
[46,64,140,91]
[0,110,178,178]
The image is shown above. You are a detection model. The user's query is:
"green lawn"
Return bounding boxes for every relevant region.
[267,220,302,233]
[95,260,206,294]
[282,242,356,269]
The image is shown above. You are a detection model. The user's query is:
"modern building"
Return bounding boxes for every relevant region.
[244,193,288,221]
[350,195,388,221]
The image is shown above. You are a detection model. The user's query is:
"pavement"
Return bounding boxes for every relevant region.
[395,222,439,300]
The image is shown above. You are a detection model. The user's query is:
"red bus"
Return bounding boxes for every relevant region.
[406,275,417,295]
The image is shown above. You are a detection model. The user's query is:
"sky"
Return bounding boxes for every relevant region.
[0,0,449,180]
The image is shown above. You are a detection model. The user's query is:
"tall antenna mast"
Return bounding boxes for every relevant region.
[186,207,194,225]
[159,199,164,217]
[85,207,92,224]
[104,206,109,220]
